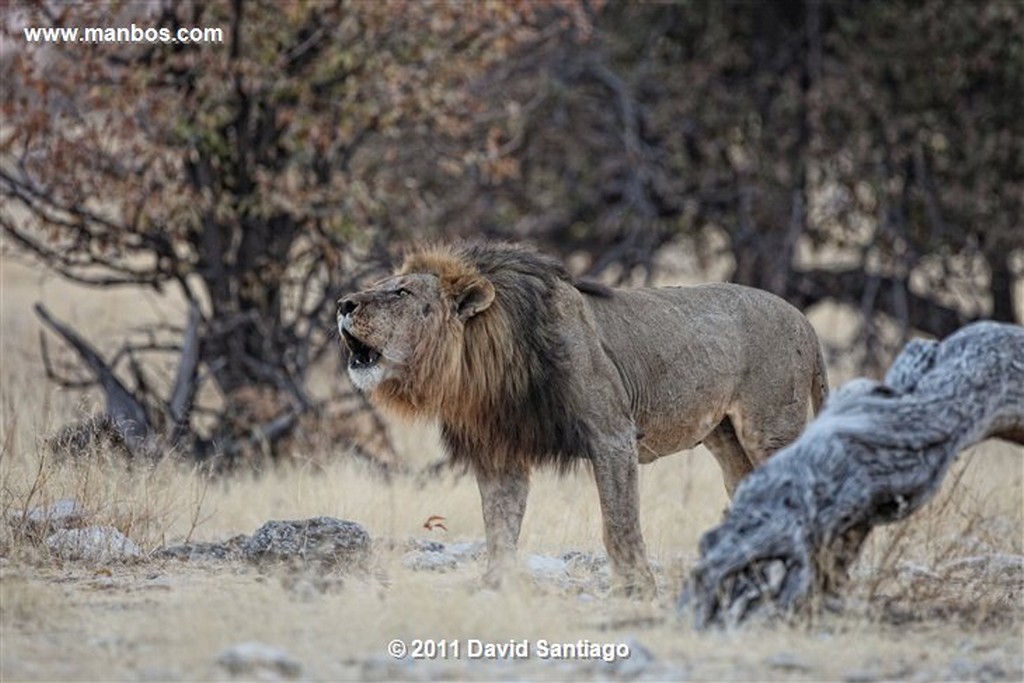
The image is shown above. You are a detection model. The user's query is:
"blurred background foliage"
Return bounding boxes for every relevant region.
[2,0,1021,467]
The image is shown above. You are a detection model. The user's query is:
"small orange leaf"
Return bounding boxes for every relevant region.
[423,515,447,532]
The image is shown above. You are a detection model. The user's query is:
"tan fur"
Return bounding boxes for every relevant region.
[338,241,828,595]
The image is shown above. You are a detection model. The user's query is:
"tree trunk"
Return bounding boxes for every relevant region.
[684,321,1024,628]
[988,250,1018,324]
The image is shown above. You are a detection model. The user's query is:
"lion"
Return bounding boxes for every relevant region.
[338,241,828,594]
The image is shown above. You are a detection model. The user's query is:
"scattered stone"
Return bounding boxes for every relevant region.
[947,657,1007,682]
[46,526,141,563]
[765,651,812,673]
[403,549,459,572]
[407,539,446,553]
[445,540,485,560]
[242,517,370,571]
[563,550,610,574]
[561,550,613,591]
[152,535,248,562]
[400,539,486,572]
[612,637,656,679]
[9,499,88,537]
[216,641,302,680]
[526,554,568,579]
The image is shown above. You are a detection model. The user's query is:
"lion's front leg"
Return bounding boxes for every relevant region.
[591,434,657,597]
[475,464,530,586]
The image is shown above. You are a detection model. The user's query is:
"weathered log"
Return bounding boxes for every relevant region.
[684,321,1024,628]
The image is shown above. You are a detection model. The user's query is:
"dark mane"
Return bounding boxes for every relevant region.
[404,241,596,475]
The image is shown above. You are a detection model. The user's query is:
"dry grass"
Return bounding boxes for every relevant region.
[1,255,1021,681]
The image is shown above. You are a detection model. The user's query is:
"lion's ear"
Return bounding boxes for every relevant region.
[450,275,495,321]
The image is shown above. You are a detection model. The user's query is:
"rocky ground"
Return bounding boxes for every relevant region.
[3,498,1022,682]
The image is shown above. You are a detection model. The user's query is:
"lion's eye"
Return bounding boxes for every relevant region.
[393,288,411,298]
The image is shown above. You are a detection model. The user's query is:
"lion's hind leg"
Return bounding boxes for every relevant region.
[703,417,755,497]
[707,397,813,496]
[730,397,811,466]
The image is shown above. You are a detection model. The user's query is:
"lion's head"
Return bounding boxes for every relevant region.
[340,242,572,414]
[338,262,494,407]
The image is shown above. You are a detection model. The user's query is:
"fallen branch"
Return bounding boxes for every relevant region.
[684,321,1024,628]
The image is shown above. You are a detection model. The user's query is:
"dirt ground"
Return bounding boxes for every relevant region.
[1,256,1022,681]
[1,539,1020,681]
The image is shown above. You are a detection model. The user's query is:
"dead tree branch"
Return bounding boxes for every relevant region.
[684,321,1024,628]
[167,304,202,448]
[34,304,152,456]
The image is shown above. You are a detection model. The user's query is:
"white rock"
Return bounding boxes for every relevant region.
[526,554,568,578]
[445,540,486,560]
[216,641,302,680]
[242,517,370,570]
[765,651,812,672]
[10,499,87,534]
[402,550,458,571]
[46,525,141,562]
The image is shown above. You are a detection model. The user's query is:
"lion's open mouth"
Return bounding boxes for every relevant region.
[342,329,382,369]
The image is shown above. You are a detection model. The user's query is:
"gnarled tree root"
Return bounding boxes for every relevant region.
[684,321,1024,628]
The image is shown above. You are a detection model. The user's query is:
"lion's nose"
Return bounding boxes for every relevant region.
[338,296,359,316]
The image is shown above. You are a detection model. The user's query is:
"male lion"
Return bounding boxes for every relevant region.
[338,241,828,594]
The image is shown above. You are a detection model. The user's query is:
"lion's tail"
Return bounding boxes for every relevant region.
[810,343,830,415]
